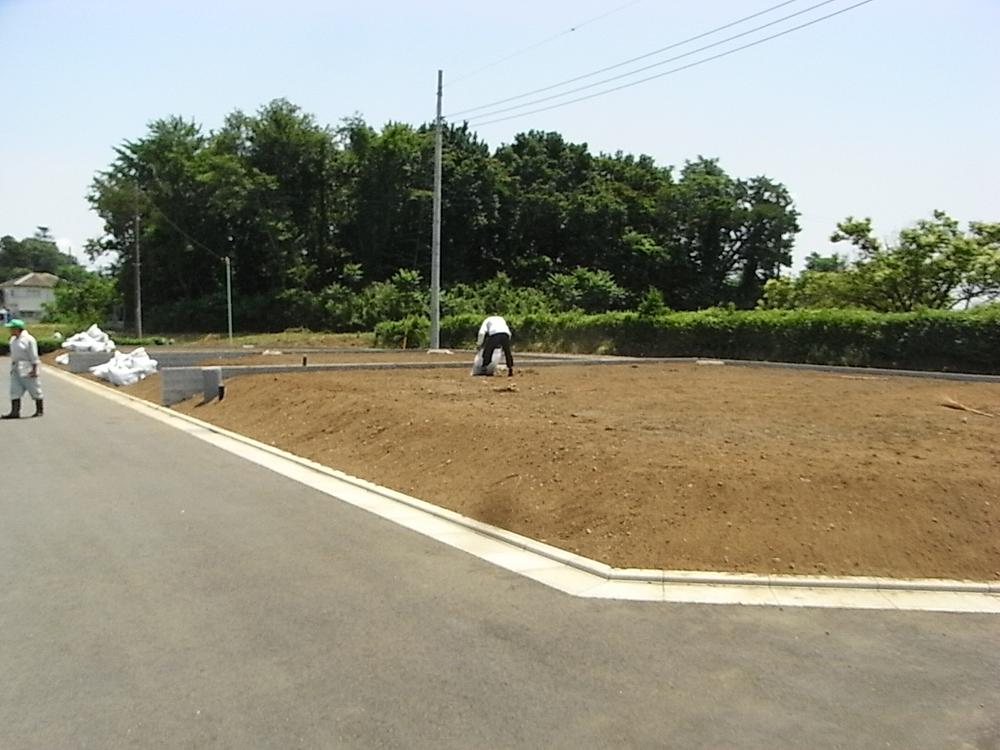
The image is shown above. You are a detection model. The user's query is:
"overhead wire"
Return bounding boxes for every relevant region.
[458,0,843,123]
[139,191,227,262]
[447,0,806,117]
[447,0,644,88]
[467,0,877,128]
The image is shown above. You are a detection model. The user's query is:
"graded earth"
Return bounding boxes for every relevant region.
[72,355,1000,581]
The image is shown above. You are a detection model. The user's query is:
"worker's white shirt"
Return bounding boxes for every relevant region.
[10,331,40,379]
[477,316,511,346]
[9,331,39,365]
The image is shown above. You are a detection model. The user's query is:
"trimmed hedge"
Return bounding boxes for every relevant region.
[0,338,63,356]
[376,307,1000,374]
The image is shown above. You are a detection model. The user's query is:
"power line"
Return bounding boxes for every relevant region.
[448,0,643,88]
[468,0,876,128]
[448,0,805,117]
[458,0,843,123]
[141,194,227,262]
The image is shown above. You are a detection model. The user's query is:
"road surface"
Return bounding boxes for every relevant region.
[1,370,997,748]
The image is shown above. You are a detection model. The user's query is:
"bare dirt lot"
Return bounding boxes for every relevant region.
[194,351,475,366]
[72,355,1000,581]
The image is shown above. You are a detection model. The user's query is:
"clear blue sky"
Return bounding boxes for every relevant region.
[1,0,997,273]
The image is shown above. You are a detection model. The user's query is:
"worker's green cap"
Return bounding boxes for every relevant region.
[5,319,25,328]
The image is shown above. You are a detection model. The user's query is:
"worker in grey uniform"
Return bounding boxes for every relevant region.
[476,314,514,377]
[2,318,43,419]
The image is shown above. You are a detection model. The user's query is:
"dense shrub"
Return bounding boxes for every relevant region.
[381,307,1000,373]
[546,267,629,313]
[374,316,430,348]
[441,273,554,318]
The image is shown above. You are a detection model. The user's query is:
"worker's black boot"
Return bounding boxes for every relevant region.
[32,399,43,417]
[1,400,21,419]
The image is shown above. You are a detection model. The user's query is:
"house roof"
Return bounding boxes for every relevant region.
[0,272,60,289]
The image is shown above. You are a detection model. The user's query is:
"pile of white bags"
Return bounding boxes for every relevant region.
[471,348,503,376]
[62,324,117,353]
[89,348,158,387]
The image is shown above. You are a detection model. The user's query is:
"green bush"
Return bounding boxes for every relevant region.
[358,269,428,329]
[374,316,430,349]
[441,273,554,318]
[43,273,120,330]
[546,267,629,313]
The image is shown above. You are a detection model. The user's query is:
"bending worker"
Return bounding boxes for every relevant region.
[477,314,514,377]
[2,318,43,419]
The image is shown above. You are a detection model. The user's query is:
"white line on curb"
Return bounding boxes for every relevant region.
[49,367,1000,614]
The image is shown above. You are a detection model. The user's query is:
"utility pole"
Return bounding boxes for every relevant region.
[224,256,233,345]
[430,69,443,349]
[134,211,143,338]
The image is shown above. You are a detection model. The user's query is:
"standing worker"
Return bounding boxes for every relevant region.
[476,314,514,377]
[2,319,43,419]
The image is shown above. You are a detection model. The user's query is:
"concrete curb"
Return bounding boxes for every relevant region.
[49,366,1000,607]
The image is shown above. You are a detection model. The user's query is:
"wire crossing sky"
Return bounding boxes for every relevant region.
[447,0,644,87]
[448,0,811,117]
[0,0,997,275]
[465,0,877,127]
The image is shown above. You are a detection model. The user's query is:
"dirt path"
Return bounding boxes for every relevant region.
[64,353,1000,580]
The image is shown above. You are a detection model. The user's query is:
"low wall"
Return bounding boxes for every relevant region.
[66,351,115,373]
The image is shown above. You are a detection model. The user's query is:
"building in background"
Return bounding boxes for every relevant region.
[1,272,59,322]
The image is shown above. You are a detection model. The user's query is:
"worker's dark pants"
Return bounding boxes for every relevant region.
[482,332,514,371]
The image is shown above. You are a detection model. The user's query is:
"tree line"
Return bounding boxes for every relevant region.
[13,98,999,331]
[83,98,800,329]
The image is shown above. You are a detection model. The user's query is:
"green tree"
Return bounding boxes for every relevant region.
[88,101,346,330]
[956,222,1000,307]
[760,212,1000,311]
[656,158,799,309]
[804,252,849,273]
[831,211,998,311]
[85,99,810,329]
[757,270,861,309]
[44,270,120,328]
[546,267,628,313]
[336,119,428,282]
[215,100,345,293]
[493,131,595,282]
[0,229,78,280]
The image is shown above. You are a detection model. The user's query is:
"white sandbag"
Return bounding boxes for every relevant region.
[62,324,117,352]
[89,348,158,387]
[471,348,503,376]
[86,323,109,342]
[54,353,69,365]
[61,334,91,351]
[107,367,141,387]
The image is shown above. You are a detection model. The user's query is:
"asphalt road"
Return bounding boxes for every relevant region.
[1,370,998,749]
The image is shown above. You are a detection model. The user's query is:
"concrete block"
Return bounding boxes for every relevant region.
[160,367,206,406]
[202,367,223,404]
[67,351,115,373]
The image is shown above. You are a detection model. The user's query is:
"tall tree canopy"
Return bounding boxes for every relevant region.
[87,99,803,327]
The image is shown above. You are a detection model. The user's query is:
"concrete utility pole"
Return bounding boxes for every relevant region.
[224,256,233,345]
[134,211,143,338]
[430,69,443,349]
